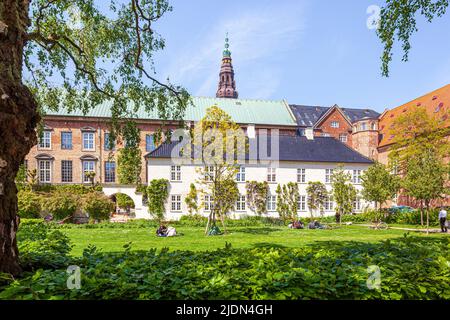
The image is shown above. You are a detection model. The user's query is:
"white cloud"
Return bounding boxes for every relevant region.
[162,2,306,99]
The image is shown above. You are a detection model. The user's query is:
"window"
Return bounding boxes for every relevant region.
[267,167,276,182]
[82,160,95,183]
[104,133,115,151]
[297,168,306,183]
[236,167,246,182]
[236,195,246,211]
[38,160,51,183]
[322,133,331,137]
[204,166,214,182]
[339,134,347,143]
[360,122,367,131]
[204,195,214,211]
[24,160,28,172]
[325,169,333,183]
[324,195,334,211]
[82,132,95,150]
[39,131,51,149]
[61,132,72,149]
[171,195,182,212]
[353,170,362,184]
[267,195,277,211]
[371,122,377,130]
[297,195,306,211]
[171,165,181,181]
[104,161,116,183]
[331,121,340,128]
[146,134,156,152]
[61,160,73,182]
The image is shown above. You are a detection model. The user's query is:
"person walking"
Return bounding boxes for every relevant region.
[439,207,448,233]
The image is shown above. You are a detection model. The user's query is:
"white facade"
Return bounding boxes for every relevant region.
[146,159,374,220]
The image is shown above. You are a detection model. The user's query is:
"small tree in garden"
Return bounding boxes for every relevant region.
[331,166,357,224]
[82,193,114,222]
[27,169,39,191]
[45,192,78,221]
[402,151,448,233]
[276,183,299,223]
[361,161,401,212]
[194,106,245,235]
[147,179,169,222]
[85,171,96,187]
[306,181,327,218]
[117,147,143,185]
[185,183,199,215]
[246,181,269,215]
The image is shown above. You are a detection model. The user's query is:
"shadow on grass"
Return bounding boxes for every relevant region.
[234,227,282,235]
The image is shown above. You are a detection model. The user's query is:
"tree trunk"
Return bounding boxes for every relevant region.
[420,201,424,226]
[426,201,430,235]
[205,213,211,235]
[0,0,39,275]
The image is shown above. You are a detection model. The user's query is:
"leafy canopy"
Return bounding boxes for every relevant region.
[25,0,190,142]
[378,0,449,76]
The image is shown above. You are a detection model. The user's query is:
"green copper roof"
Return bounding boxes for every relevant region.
[43,96,297,126]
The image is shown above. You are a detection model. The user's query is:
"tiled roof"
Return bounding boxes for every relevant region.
[289,104,379,127]
[43,97,297,127]
[379,84,450,147]
[146,135,373,164]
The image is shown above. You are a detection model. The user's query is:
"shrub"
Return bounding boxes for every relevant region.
[17,190,42,218]
[147,179,169,221]
[82,192,114,222]
[2,236,449,299]
[17,219,72,270]
[45,192,79,221]
[116,193,135,209]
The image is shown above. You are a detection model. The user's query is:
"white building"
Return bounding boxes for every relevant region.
[144,134,374,220]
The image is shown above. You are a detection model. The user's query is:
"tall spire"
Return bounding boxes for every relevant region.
[216,33,238,99]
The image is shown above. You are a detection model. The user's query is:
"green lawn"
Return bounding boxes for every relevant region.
[63,224,449,256]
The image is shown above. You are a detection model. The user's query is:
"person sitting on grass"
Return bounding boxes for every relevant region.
[156,225,168,237]
[292,220,304,229]
[308,220,316,229]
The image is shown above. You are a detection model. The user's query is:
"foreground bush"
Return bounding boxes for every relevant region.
[1,235,449,300]
[17,190,41,218]
[17,220,72,270]
[82,192,114,222]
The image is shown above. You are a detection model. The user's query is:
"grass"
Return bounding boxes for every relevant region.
[62,224,449,256]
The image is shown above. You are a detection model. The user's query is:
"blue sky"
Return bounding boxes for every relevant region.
[151,0,450,113]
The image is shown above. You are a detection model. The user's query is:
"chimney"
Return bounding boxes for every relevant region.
[305,127,314,140]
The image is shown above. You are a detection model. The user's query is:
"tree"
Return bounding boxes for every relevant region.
[193,106,245,235]
[0,0,189,275]
[245,181,269,215]
[378,0,449,76]
[361,162,401,211]
[184,183,199,215]
[402,150,448,233]
[388,108,449,172]
[276,183,299,223]
[306,181,327,218]
[331,166,357,224]
[117,147,143,185]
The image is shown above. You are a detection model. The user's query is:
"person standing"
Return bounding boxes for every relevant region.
[439,207,448,233]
